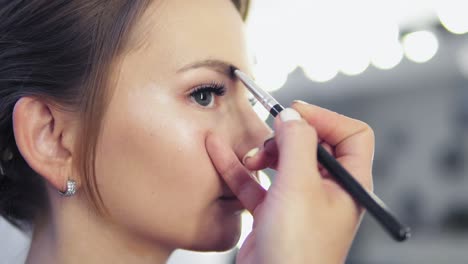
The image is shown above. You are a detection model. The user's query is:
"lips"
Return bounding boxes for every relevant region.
[219,189,238,200]
[218,188,244,211]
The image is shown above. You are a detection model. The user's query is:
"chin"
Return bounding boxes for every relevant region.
[187,215,242,252]
[211,231,241,252]
[189,234,240,252]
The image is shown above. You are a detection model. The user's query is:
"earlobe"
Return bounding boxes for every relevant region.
[12,97,77,193]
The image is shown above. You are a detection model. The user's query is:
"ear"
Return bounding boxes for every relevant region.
[12,97,79,193]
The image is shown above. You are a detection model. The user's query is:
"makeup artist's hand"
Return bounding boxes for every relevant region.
[205,101,374,264]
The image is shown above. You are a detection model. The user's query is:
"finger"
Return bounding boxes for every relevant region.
[321,141,334,155]
[242,136,278,171]
[292,101,374,190]
[244,136,328,173]
[272,108,322,192]
[205,133,266,213]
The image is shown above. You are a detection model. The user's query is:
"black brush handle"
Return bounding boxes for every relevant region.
[317,145,411,241]
[271,104,410,241]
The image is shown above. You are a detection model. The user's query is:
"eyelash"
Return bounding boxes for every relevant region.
[189,81,226,98]
[188,81,258,107]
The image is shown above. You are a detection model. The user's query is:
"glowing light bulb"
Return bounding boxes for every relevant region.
[300,46,339,82]
[340,55,370,76]
[402,31,438,63]
[435,0,468,34]
[371,40,404,70]
[246,1,296,92]
[252,62,288,92]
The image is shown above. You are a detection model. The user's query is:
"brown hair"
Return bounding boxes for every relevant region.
[0,0,250,231]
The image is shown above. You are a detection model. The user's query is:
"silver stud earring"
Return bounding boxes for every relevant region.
[58,179,77,197]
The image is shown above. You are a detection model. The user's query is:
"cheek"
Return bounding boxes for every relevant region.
[93,89,224,244]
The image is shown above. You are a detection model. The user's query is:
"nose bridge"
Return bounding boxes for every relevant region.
[229,103,272,157]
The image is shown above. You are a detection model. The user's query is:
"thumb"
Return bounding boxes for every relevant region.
[273,108,322,193]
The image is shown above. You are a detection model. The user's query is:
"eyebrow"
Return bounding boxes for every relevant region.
[176,59,237,80]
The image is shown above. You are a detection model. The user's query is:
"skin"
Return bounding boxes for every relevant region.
[207,102,375,263]
[11,0,374,263]
[15,0,269,263]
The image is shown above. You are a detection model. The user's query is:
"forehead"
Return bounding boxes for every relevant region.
[125,0,251,76]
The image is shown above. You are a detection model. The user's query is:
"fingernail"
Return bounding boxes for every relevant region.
[279,108,301,122]
[292,100,309,105]
[242,147,259,164]
[263,136,275,148]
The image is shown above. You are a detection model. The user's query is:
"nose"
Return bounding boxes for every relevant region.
[229,103,273,161]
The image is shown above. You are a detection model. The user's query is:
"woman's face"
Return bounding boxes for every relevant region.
[94,0,271,251]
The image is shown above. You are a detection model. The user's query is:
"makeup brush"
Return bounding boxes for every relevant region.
[233,68,411,242]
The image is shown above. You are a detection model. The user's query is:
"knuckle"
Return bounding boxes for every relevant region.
[355,120,375,142]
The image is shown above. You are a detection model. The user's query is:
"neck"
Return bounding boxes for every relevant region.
[25,188,173,264]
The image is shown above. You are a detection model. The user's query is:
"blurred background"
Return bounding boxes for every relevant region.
[2,0,468,263]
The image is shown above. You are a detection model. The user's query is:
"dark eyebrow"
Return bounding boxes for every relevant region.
[177,59,237,80]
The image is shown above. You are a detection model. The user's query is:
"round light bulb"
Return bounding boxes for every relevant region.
[402,31,439,63]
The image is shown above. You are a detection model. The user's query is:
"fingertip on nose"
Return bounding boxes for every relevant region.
[242,147,259,165]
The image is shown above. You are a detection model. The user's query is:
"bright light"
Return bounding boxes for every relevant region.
[368,18,403,70]
[298,43,339,82]
[371,40,404,70]
[435,0,468,34]
[301,64,338,83]
[299,44,339,82]
[167,250,234,263]
[258,171,272,190]
[402,31,439,63]
[246,1,296,92]
[340,53,370,76]
[245,0,438,82]
[334,1,372,76]
[237,211,253,248]
[252,61,289,92]
[294,0,340,82]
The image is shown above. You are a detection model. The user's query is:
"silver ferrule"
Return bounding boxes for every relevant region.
[234,70,280,111]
